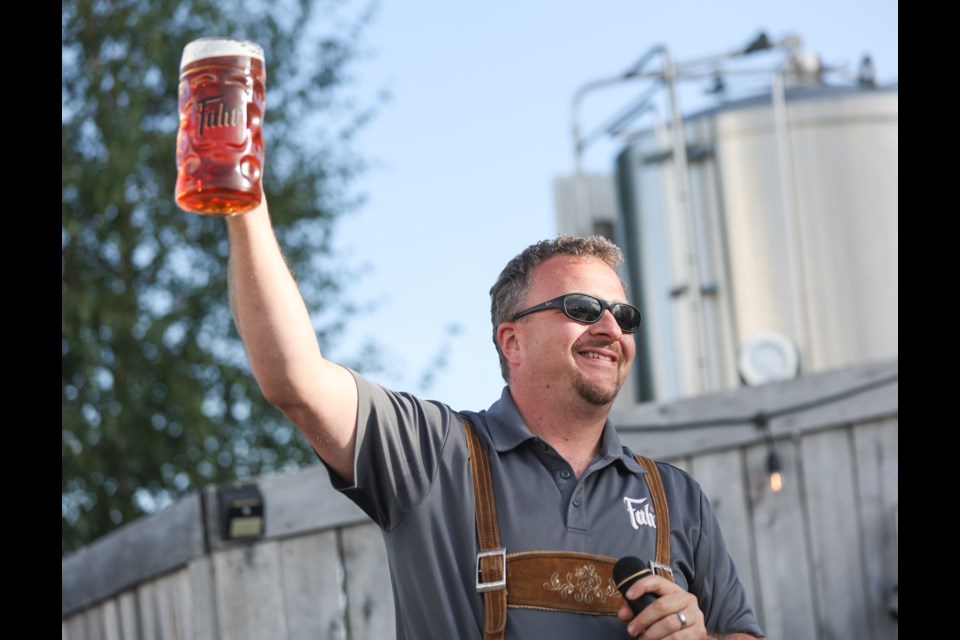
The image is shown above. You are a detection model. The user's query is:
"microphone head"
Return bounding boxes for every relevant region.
[613,556,652,591]
[614,556,660,615]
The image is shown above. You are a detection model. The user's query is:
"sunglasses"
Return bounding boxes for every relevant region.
[511,293,642,333]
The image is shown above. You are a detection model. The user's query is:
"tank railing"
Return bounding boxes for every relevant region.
[570,32,808,172]
[589,62,829,150]
[571,45,665,171]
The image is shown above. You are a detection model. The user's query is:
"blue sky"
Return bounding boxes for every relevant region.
[325,1,898,410]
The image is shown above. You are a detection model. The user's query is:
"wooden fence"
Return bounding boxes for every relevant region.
[62,358,898,640]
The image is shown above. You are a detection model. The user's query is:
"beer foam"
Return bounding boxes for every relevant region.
[181,37,264,68]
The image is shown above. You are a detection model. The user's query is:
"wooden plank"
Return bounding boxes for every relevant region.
[746,439,816,640]
[341,522,395,639]
[117,590,138,640]
[101,599,121,640]
[801,428,871,640]
[187,555,220,640]
[213,541,288,640]
[853,418,899,640]
[61,612,87,640]
[152,574,177,640]
[688,448,759,615]
[280,530,347,640]
[85,605,106,640]
[173,569,195,639]
[136,569,198,640]
[152,569,194,640]
[137,579,159,640]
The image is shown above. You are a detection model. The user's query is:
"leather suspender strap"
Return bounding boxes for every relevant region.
[634,454,675,583]
[464,418,507,640]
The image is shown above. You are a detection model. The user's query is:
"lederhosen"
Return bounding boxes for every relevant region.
[464,419,676,640]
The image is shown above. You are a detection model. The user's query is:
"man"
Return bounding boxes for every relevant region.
[227,197,765,639]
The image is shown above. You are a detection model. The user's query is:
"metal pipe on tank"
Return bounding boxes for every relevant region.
[662,49,709,393]
[771,70,811,366]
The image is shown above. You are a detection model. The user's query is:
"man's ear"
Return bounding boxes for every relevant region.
[497,322,522,368]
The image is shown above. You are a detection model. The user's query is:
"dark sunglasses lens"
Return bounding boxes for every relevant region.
[564,295,603,323]
[613,305,641,332]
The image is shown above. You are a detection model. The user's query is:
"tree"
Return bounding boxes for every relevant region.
[62,0,382,555]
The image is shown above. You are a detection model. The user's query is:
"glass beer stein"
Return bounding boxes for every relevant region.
[175,37,266,215]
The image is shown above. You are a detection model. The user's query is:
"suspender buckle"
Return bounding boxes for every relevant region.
[650,560,674,577]
[476,547,507,592]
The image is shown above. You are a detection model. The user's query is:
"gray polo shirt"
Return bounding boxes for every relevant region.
[330,370,763,639]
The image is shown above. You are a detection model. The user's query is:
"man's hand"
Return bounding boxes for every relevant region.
[617,574,705,638]
[617,574,764,639]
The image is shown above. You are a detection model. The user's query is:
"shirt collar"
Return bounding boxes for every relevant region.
[483,386,647,475]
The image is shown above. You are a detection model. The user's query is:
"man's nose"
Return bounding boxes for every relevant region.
[589,309,623,337]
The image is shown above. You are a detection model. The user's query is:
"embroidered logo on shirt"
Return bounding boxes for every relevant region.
[623,496,656,530]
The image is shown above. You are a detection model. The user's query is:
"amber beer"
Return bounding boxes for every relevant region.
[175,38,266,215]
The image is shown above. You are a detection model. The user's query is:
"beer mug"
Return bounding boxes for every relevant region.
[175,37,266,215]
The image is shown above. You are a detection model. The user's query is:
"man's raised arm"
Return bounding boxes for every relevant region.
[225,198,359,482]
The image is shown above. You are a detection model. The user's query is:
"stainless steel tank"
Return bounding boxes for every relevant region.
[615,82,898,402]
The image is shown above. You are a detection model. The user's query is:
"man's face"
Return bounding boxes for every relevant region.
[509,255,636,406]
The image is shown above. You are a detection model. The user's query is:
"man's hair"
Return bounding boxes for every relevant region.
[489,235,626,382]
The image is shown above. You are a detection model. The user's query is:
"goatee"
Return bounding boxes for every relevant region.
[574,376,622,406]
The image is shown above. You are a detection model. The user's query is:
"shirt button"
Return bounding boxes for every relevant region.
[572,495,582,507]
[560,470,572,480]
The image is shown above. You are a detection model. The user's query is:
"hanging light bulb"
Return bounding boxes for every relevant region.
[753,411,784,493]
[767,449,783,493]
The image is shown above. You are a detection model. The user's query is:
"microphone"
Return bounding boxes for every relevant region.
[613,556,660,615]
